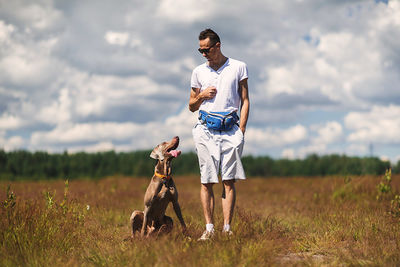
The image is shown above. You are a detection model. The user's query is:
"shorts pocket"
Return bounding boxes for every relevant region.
[235,125,244,141]
[193,124,210,142]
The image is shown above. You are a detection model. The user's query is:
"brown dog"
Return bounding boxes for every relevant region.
[130,136,186,237]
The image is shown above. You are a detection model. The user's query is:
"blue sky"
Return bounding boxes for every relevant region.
[0,0,399,163]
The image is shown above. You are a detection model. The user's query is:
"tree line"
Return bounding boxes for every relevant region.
[0,149,397,181]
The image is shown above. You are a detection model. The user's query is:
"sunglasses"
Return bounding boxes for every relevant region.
[198,42,217,54]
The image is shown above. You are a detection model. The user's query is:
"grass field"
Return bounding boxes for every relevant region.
[1,172,400,266]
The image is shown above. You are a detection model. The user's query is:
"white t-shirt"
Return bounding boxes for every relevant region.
[191,58,248,113]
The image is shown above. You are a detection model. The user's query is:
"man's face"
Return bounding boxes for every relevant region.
[199,37,219,63]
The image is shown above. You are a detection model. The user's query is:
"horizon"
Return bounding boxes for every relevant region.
[0,147,395,165]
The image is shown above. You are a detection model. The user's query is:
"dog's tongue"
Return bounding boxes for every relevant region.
[169,150,181,157]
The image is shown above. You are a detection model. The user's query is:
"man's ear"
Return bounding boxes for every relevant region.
[150,145,164,160]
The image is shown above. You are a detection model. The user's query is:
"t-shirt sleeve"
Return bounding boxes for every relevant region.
[239,62,248,82]
[191,68,201,89]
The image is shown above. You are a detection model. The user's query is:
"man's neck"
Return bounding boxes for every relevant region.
[209,55,228,71]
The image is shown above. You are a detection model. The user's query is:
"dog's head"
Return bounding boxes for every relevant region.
[150,136,181,162]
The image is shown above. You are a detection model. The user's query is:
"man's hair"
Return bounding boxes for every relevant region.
[199,28,220,44]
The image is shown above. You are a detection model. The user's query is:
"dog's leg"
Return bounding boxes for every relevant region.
[130,210,144,237]
[141,206,150,237]
[168,180,186,233]
[142,180,164,237]
[147,221,157,237]
[156,216,173,237]
[172,200,186,232]
[160,215,174,234]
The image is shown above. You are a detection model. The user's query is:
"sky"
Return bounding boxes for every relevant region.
[0,0,399,163]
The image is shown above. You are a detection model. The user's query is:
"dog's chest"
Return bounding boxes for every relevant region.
[158,184,175,199]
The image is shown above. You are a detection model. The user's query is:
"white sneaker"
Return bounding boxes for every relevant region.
[198,230,215,241]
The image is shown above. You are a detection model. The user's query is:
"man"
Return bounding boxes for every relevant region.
[189,28,250,240]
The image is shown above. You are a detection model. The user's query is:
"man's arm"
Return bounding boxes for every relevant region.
[188,86,217,112]
[238,78,250,134]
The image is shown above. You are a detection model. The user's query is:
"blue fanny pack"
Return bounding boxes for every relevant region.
[199,110,239,131]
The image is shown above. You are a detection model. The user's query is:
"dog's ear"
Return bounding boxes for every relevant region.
[150,145,164,160]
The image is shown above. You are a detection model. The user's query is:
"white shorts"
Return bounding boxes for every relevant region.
[192,123,246,184]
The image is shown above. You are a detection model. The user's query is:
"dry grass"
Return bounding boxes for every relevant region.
[1,174,400,266]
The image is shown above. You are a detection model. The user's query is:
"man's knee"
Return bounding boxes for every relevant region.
[222,180,235,198]
[201,183,214,191]
[201,183,215,200]
[223,180,235,189]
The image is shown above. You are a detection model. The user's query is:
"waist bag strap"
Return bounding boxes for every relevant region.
[199,110,239,131]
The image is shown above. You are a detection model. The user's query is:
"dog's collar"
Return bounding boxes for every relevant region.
[154,171,171,180]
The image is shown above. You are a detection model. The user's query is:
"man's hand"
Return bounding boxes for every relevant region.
[189,86,217,112]
[200,86,217,100]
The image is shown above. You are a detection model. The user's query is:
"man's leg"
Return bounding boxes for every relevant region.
[198,183,216,240]
[193,125,220,240]
[222,180,236,231]
[220,125,244,234]
[200,183,214,225]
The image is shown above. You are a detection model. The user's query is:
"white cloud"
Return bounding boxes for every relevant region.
[262,27,386,110]
[37,88,71,125]
[7,136,24,149]
[374,1,400,30]
[0,113,25,130]
[166,109,198,136]
[103,30,152,55]
[67,141,116,154]
[156,0,216,23]
[345,105,400,144]
[380,155,390,162]
[281,148,295,159]
[104,31,130,46]
[0,87,26,99]
[297,143,328,158]
[0,20,15,42]
[0,132,25,151]
[0,0,64,32]
[30,122,142,145]
[265,66,297,97]
[245,124,308,153]
[346,143,368,155]
[15,2,63,31]
[0,20,61,88]
[312,121,343,145]
[69,73,181,118]
[0,54,51,85]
